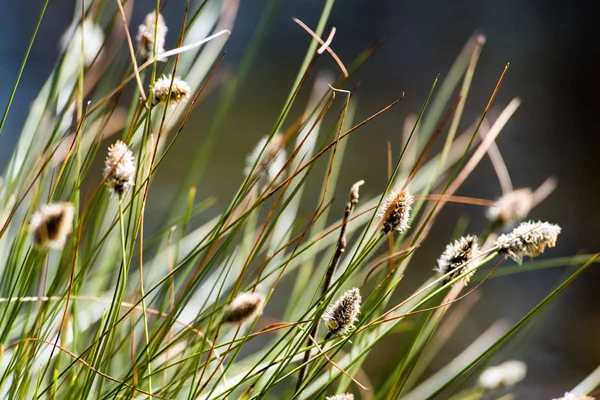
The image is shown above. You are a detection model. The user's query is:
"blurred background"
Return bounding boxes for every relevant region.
[0,0,597,397]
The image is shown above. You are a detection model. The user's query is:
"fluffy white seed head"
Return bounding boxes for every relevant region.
[244,134,287,189]
[59,19,105,67]
[103,140,136,196]
[30,203,75,249]
[435,235,479,286]
[136,11,168,60]
[553,392,595,400]
[223,292,265,325]
[487,188,534,228]
[323,288,361,339]
[378,189,414,234]
[478,360,527,390]
[494,221,561,264]
[152,75,191,106]
[326,394,354,400]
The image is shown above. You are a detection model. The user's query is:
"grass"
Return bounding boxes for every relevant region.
[0,1,597,399]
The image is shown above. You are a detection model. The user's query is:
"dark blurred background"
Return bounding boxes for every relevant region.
[1,0,598,398]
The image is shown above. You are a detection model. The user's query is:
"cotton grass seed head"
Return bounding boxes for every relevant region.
[378,189,414,234]
[323,288,361,339]
[494,220,561,264]
[104,140,136,196]
[553,392,595,400]
[31,203,75,249]
[435,235,479,286]
[326,394,354,400]
[136,11,167,60]
[478,360,527,390]
[59,19,105,67]
[152,75,191,106]
[222,292,265,325]
[486,188,534,229]
[244,134,287,189]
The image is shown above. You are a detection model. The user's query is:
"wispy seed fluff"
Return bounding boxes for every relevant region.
[103,140,136,196]
[435,235,480,286]
[222,292,265,325]
[59,19,105,67]
[326,394,354,400]
[244,134,287,188]
[323,288,361,339]
[553,392,595,400]
[486,188,534,228]
[30,203,75,249]
[152,75,191,106]
[136,11,168,60]
[378,189,414,234]
[478,360,527,390]
[494,220,561,264]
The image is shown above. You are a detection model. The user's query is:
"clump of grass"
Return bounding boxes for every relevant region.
[0,1,597,399]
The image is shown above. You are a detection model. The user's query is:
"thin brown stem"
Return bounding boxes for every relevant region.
[295,180,363,393]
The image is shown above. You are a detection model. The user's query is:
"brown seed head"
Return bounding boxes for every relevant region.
[223,292,265,325]
[378,189,414,234]
[31,203,75,249]
[323,288,361,339]
[349,180,365,206]
[104,140,136,196]
[435,235,479,286]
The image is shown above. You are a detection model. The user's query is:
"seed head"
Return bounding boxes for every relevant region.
[323,288,361,339]
[494,220,561,264]
[378,189,414,234]
[136,11,168,60]
[435,235,479,286]
[31,203,75,249]
[104,140,136,196]
[553,392,595,400]
[59,19,105,67]
[349,180,365,206]
[152,75,191,106]
[244,134,287,189]
[222,292,265,325]
[478,360,527,390]
[326,394,354,400]
[486,188,534,229]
